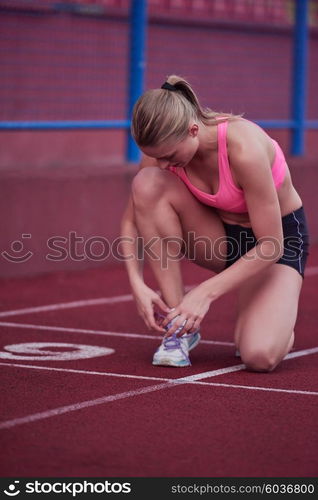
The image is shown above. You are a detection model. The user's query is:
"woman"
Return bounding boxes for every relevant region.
[120,75,309,372]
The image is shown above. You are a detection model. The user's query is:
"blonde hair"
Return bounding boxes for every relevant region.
[131,74,242,147]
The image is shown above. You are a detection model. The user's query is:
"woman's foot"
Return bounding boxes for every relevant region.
[152,314,201,367]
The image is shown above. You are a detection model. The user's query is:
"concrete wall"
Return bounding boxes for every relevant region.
[1,150,317,278]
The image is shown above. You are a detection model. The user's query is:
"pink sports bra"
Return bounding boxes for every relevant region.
[167,120,287,213]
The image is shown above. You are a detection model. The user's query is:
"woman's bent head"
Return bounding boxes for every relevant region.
[131,74,234,150]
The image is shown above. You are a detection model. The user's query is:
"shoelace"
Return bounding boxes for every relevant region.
[154,312,199,365]
[163,333,190,364]
[163,332,183,351]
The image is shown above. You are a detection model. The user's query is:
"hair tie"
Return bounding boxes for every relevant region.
[161,82,177,92]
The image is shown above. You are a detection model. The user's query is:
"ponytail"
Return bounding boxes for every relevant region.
[131,74,241,147]
[166,75,201,110]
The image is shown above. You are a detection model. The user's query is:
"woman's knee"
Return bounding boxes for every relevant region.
[241,346,280,373]
[131,167,168,207]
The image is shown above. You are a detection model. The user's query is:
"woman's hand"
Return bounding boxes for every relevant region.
[131,280,170,333]
[161,282,213,337]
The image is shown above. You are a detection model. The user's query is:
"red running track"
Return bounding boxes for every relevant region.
[0,245,317,478]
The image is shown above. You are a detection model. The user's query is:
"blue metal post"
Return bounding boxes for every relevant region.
[291,0,309,155]
[126,0,148,163]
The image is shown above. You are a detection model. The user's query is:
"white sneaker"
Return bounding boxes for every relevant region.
[152,315,201,367]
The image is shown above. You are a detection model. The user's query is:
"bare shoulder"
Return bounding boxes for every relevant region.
[227,118,267,150]
[227,117,274,162]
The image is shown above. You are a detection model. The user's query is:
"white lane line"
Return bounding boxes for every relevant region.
[0,266,316,318]
[0,284,195,319]
[2,362,317,397]
[192,381,318,396]
[0,345,317,430]
[0,321,235,347]
[283,346,318,360]
[0,363,245,430]
[176,364,245,382]
[0,382,175,430]
[0,363,243,383]
[0,295,133,318]
[0,362,170,382]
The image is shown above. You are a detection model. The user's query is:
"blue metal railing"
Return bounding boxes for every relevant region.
[126,0,148,163]
[0,0,316,158]
[0,120,131,130]
[291,0,309,155]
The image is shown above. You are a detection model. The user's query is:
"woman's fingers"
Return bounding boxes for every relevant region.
[140,295,201,335]
[188,318,200,334]
[154,311,166,327]
[164,314,188,337]
[146,308,166,333]
[161,308,178,329]
[153,296,170,314]
[163,312,200,336]
[182,319,196,334]
[141,313,151,330]
[176,318,189,337]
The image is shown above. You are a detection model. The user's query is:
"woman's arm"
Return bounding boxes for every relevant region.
[120,156,170,332]
[120,153,159,284]
[162,131,285,335]
[205,135,284,300]
[120,194,144,286]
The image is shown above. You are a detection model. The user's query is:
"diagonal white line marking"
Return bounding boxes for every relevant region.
[0,363,245,430]
[0,382,175,430]
[0,266,316,319]
[0,346,317,430]
[176,365,245,382]
[0,321,234,346]
[283,346,318,359]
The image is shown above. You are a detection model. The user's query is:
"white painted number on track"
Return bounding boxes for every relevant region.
[0,342,114,361]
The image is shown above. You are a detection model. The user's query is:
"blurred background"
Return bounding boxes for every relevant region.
[0,0,317,278]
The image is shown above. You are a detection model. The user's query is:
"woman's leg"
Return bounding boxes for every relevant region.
[234,264,303,372]
[131,167,227,308]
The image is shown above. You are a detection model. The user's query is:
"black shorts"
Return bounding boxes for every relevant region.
[224,206,310,278]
